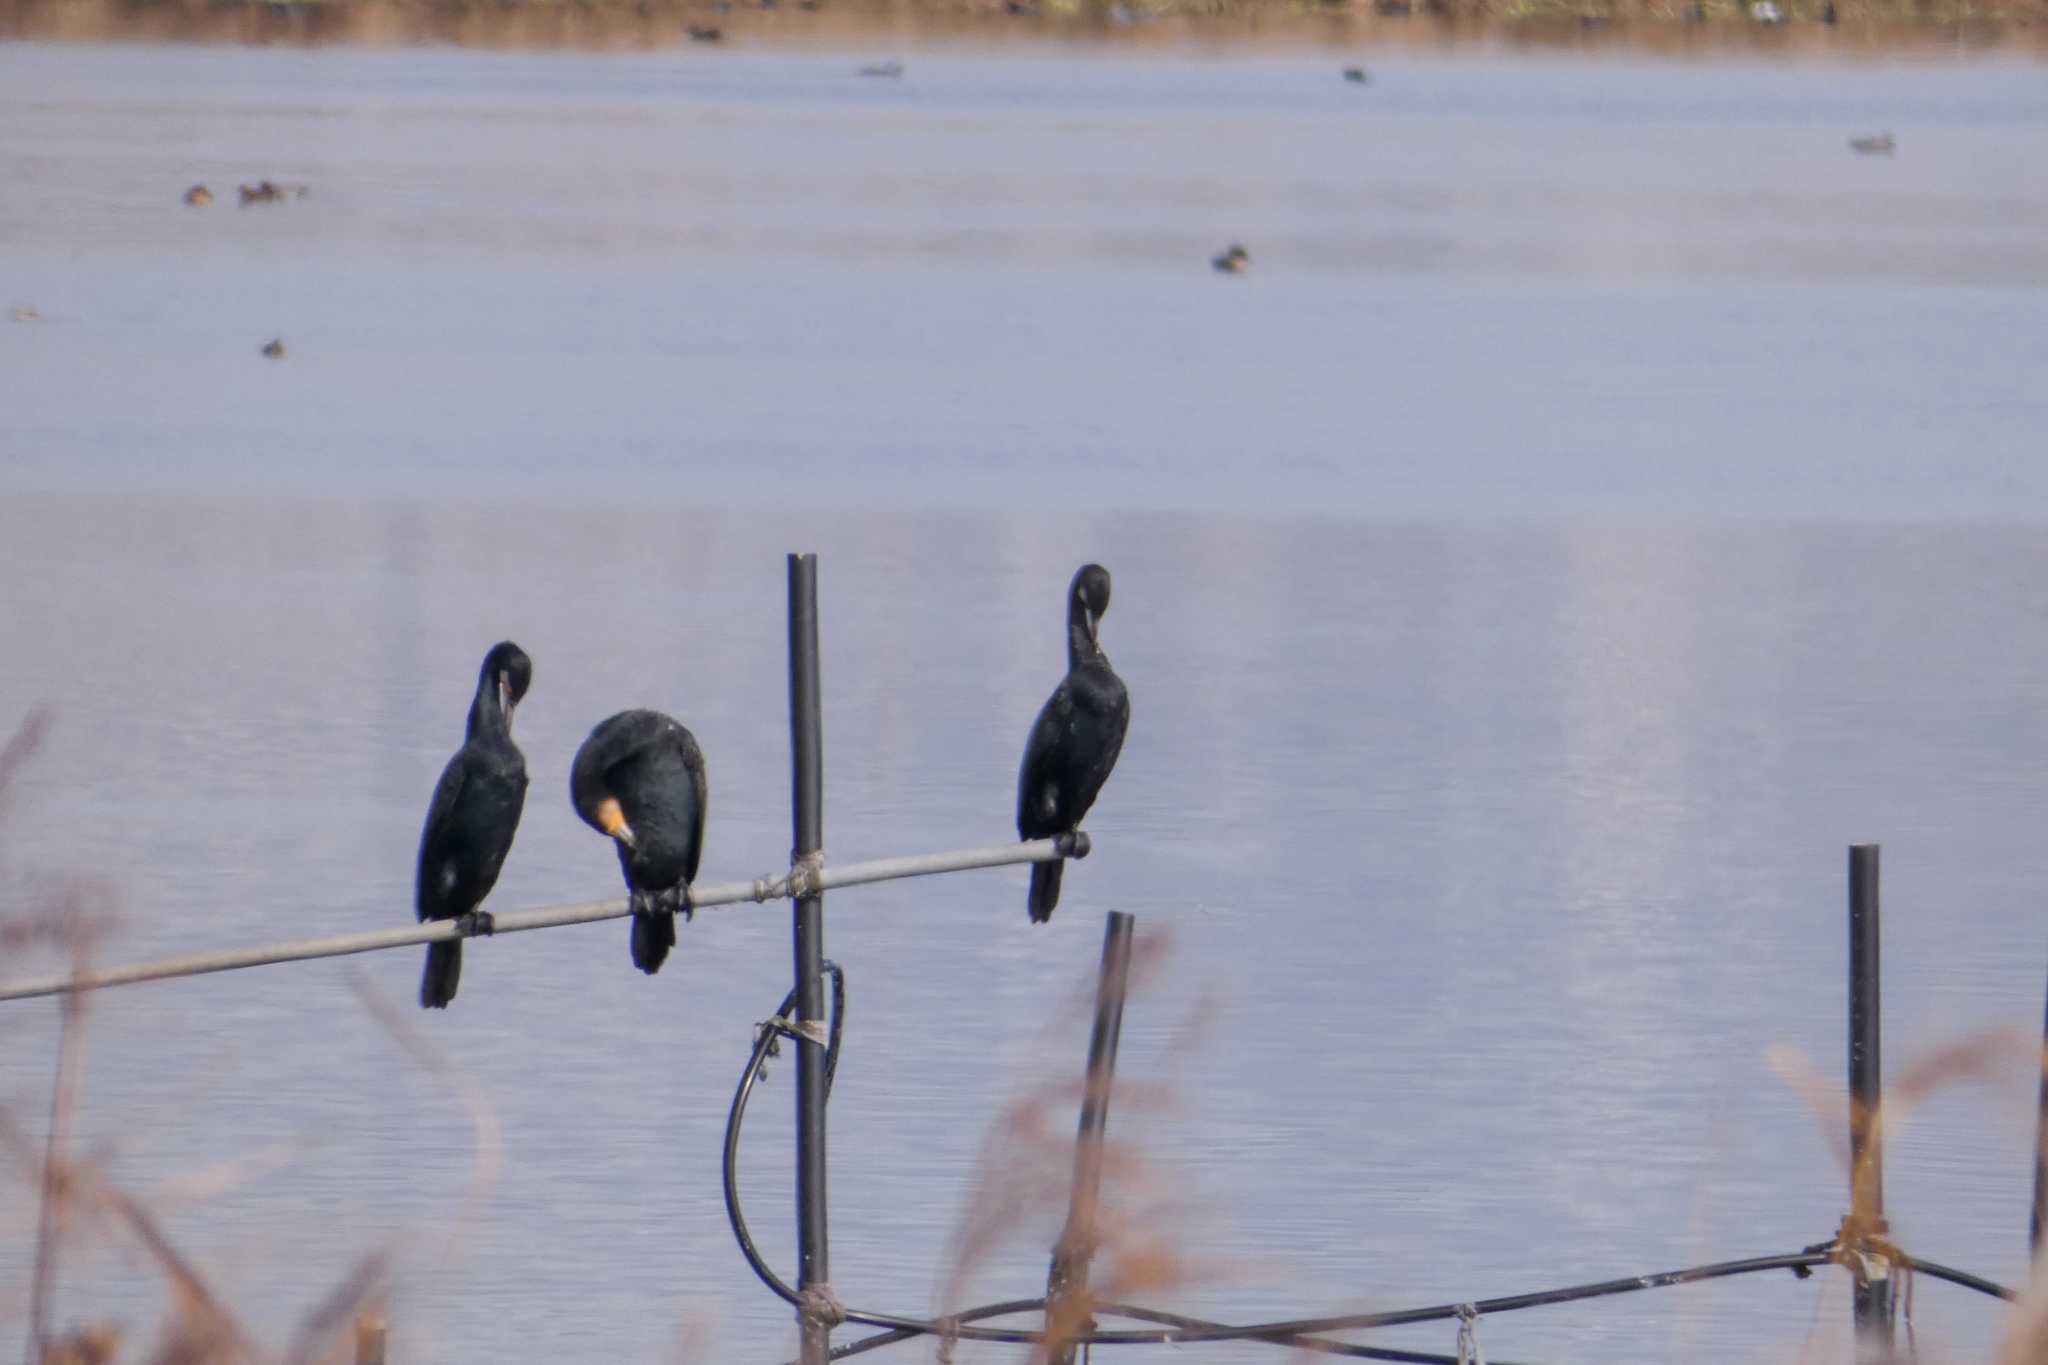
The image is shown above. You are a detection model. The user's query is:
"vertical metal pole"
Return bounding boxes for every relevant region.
[788,553,831,1365]
[1847,843,1893,1350]
[2032,953,2048,1257]
[1046,911,1136,1365]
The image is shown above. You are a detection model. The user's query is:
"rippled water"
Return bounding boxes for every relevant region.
[3,41,2047,1365]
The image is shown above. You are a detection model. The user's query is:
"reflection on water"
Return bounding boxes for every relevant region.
[1,42,2046,1365]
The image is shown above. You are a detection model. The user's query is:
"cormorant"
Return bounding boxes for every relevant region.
[571,710,708,975]
[1016,563,1129,924]
[415,641,532,1009]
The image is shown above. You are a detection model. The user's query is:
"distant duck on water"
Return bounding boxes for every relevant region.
[1849,133,1896,155]
[1211,243,1250,273]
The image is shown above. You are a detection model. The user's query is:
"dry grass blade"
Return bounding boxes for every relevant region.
[342,967,505,1269]
[0,1108,257,1362]
[27,978,90,1365]
[1770,1027,2042,1195]
[934,928,1218,1365]
[1998,1256,2048,1365]
[280,1250,392,1365]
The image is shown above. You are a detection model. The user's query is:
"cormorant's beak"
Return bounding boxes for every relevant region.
[497,671,515,725]
[596,796,637,849]
[1084,605,1101,648]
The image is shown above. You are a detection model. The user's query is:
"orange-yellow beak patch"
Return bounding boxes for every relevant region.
[596,797,636,848]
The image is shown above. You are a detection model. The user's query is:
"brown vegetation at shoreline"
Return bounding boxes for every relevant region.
[0,0,2041,55]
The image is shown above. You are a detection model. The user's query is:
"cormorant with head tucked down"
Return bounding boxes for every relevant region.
[415,641,532,1009]
[572,709,708,975]
[1016,564,1129,924]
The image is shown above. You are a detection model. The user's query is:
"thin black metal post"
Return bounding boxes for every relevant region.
[1046,911,1136,1365]
[2032,952,2048,1257]
[1847,843,1893,1350]
[788,553,831,1365]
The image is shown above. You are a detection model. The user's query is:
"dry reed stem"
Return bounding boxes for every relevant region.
[342,967,505,1276]
[0,711,435,1365]
[932,927,1234,1365]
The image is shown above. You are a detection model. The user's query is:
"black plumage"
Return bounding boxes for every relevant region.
[415,641,532,1009]
[1016,563,1129,924]
[571,709,708,975]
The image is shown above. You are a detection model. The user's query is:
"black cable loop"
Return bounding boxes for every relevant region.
[724,960,846,1307]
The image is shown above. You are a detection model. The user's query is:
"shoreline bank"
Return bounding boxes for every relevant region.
[3,0,2042,55]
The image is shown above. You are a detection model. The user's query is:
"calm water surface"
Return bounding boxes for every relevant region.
[2,41,2047,1365]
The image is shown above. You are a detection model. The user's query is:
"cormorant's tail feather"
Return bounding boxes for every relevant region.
[1028,860,1062,924]
[420,940,461,1009]
[632,910,676,975]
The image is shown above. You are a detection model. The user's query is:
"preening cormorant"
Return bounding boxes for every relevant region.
[571,709,708,975]
[1016,564,1129,924]
[415,641,532,1009]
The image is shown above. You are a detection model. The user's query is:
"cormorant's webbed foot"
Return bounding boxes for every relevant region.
[457,910,496,938]
[1053,831,1093,861]
[678,885,694,923]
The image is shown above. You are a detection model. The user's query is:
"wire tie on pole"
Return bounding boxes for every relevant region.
[786,850,827,900]
[797,1283,846,1331]
[792,1018,829,1048]
[1830,1211,1899,1287]
[1454,1303,1484,1365]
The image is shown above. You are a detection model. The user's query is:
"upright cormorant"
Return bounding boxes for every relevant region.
[571,710,708,975]
[415,641,532,1009]
[1016,564,1129,924]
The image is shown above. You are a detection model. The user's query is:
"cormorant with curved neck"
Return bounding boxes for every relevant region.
[571,709,708,975]
[415,641,532,1009]
[1016,564,1129,924]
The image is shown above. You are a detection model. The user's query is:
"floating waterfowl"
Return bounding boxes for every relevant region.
[572,710,709,976]
[11,305,40,323]
[1342,66,1369,82]
[1016,564,1129,925]
[687,23,724,39]
[260,338,286,359]
[858,60,904,77]
[415,642,533,1009]
[1211,243,1251,273]
[1849,133,1896,155]
[184,185,213,207]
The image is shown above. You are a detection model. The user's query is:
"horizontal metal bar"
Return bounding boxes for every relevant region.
[0,835,1084,1003]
